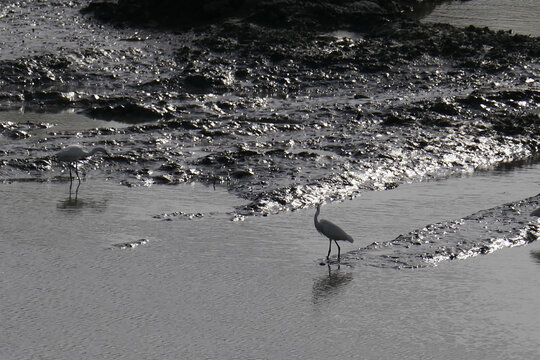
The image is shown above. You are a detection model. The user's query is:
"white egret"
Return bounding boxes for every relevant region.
[54,145,109,181]
[314,203,354,262]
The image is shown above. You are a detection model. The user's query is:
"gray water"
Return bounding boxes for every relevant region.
[422,0,540,36]
[1,163,540,359]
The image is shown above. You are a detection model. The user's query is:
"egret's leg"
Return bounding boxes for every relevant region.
[75,181,80,200]
[335,240,341,262]
[326,239,332,260]
[68,164,73,181]
[74,162,80,182]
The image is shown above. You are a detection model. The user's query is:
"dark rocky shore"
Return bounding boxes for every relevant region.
[81,0,435,30]
[0,0,539,216]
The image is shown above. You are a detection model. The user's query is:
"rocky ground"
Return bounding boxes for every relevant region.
[0,0,538,216]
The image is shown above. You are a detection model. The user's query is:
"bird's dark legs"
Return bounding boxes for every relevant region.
[74,180,80,200]
[68,180,80,202]
[68,164,73,182]
[327,239,332,261]
[74,161,81,182]
[327,240,342,263]
[335,240,341,262]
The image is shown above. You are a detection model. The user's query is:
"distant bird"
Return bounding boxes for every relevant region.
[54,145,109,181]
[314,203,354,263]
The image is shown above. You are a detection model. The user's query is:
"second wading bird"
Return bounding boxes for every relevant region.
[314,203,354,263]
[54,145,109,181]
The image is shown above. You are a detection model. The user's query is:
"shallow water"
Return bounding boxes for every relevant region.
[422,0,540,36]
[1,162,540,359]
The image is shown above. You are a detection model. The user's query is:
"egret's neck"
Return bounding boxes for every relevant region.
[314,205,321,228]
[88,147,107,157]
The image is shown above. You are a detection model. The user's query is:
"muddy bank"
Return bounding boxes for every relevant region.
[0,0,538,216]
[81,0,439,31]
[347,194,540,268]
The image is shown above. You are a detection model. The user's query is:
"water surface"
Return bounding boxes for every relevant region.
[423,0,540,36]
[1,162,540,359]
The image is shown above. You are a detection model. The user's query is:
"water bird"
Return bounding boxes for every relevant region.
[54,145,109,181]
[314,203,354,263]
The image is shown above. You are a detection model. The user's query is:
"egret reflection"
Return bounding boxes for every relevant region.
[56,182,108,211]
[530,250,540,265]
[57,180,82,209]
[312,264,353,304]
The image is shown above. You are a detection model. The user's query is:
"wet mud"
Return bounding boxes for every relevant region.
[341,194,540,268]
[111,238,150,249]
[0,0,539,218]
[153,210,206,221]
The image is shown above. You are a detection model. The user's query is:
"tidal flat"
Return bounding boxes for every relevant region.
[1,0,539,358]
